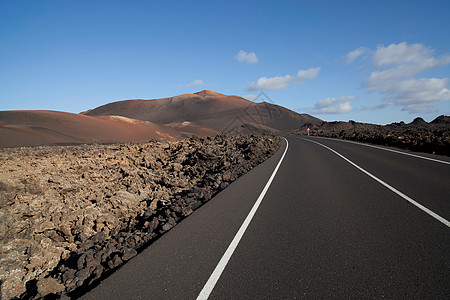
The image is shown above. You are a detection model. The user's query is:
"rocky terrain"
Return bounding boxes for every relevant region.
[0,134,280,299]
[290,116,450,156]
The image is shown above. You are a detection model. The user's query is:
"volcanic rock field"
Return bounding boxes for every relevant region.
[0,134,280,299]
[291,115,450,156]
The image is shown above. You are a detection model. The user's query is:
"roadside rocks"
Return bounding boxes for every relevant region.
[291,116,450,156]
[0,134,280,299]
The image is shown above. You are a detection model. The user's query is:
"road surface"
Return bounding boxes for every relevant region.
[82,136,450,299]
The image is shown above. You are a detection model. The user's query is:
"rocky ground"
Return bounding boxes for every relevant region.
[0,134,280,299]
[290,116,450,156]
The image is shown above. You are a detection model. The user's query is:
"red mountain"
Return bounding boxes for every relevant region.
[0,110,182,148]
[84,90,322,133]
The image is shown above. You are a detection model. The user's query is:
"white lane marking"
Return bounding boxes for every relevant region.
[311,136,450,165]
[196,137,289,300]
[302,138,450,228]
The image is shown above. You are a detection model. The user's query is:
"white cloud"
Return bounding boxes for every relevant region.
[347,42,450,113]
[393,77,450,105]
[248,74,296,91]
[235,50,259,64]
[297,67,321,80]
[344,47,368,64]
[362,102,393,110]
[372,42,447,67]
[186,79,205,88]
[313,102,353,114]
[311,95,355,114]
[248,67,320,91]
[401,104,438,114]
[314,96,355,108]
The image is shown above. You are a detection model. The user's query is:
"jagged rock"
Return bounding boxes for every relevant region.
[121,248,137,261]
[107,254,123,269]
[75,267,91,282]
[0,134,280,299]
[36,277,65,297]
[61,268,76,284]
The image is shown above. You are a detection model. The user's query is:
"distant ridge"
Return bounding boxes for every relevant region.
[410,117,427,126]
[1,90,322,148]
[84,90,322,133]
[430,115,450,124]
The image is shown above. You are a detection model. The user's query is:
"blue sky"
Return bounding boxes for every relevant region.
[1,0,449,124]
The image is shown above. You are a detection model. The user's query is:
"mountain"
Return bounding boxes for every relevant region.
[84,90,322,133]
[409,117,428,126]
[1,90,321,148]
[0,110,183,148]
[430,115,450,124]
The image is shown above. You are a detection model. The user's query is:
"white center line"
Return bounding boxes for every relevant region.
[196,137,289,300]
[302,138,450,228]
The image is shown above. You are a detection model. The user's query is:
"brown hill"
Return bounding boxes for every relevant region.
[430,115,450,124]
[164,121,220,136]
[84,90,322,133]
[0,110,184,148]
[409,117,428,126]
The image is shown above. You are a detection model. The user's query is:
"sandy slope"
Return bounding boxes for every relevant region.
[0,110,182,148]
[84,90,322,132]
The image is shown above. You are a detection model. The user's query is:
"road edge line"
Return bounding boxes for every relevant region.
[302,138,450,228]
[311,136,450,165]
[196,137,289,300]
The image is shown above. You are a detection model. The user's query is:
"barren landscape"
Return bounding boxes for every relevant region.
[2,2,449,298]
[291,115,450,156]
[0,134,280,299]
[1,90,449,299]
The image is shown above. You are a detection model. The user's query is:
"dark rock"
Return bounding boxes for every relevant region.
[181,207,193,217]
[107,254,123,269]
[62,268,76,284]
[90,231,107,244]
[75,267,91,282]
[90,264,104,281]
[76,250,95,270]
[219,182,229,190]
[189,200,202,210]
[161,223,173,232]
[36,277,65,297]
[121,248,137,261]
[148,218,159,232]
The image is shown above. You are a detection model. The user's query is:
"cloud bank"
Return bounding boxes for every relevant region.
[345,42,450,113]
[312,96,355,114]
[343,47,369,64]
[235,50,259,64]
[186,79,205,88]
[247,67,320,91]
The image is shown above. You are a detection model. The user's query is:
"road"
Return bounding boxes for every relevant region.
[82,136,450,299]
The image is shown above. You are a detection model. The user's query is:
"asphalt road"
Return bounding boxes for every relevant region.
[82,136,450,299]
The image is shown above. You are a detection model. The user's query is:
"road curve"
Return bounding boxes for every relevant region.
[82,136,450,299]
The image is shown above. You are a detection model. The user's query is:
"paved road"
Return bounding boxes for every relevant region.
[82,136,450,299]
